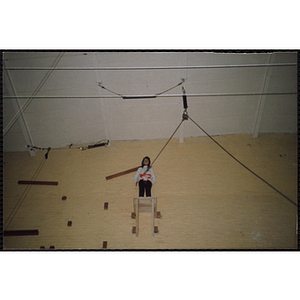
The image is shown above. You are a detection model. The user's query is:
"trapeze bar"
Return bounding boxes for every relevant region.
[122,95,157,99]
[3,63,296,71]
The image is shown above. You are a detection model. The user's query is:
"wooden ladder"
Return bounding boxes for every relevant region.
[131,197,161,237]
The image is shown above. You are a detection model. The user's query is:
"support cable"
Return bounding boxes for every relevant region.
[105,118,185,180]
[98,83,123,97]
[151,119,185,168]
[154,79,184,96]
[187,115,297,207]
[98,80,184,99]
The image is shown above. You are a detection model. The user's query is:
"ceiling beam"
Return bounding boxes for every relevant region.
[3,62,296,71]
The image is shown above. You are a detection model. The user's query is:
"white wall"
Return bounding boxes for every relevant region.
[3,51,297,152]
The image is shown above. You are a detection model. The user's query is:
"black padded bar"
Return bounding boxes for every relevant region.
[183,94,188,109]
[122,95,157,99]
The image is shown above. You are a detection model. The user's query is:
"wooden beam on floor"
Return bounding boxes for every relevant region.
[4,230,39,236]
[105,166,139,180]
[18,180,58,186]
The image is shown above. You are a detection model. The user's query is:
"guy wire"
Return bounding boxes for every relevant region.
[155,80,184,96]
[98,83,123,97]
[188,115,297,207]
[150,119,184,168]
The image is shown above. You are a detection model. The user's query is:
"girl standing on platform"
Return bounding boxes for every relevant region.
[134,156,156,197]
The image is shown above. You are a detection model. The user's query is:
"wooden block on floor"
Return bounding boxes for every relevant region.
[103,241,108,249]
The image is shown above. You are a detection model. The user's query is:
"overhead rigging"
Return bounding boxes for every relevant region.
[3,91,296,99]
[4,54,296,206]
[106,89,297,207]
[26,139,110,154]
[98,79,185,99]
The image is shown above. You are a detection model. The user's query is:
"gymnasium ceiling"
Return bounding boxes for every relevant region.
[3,51,297,153]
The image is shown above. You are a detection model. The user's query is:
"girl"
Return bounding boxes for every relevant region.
[134,156,156,197]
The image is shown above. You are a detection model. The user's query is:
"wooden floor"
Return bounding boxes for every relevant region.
[3,133,297,249]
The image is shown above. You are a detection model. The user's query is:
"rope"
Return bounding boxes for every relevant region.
[188,115,297,207]
[98,83,123,97]
[150,119,185,168]
[155,80,184,96]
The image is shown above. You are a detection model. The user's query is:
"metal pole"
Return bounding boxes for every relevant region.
[3,63,296,71]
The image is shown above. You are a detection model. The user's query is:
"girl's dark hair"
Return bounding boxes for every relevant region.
[141,156,151,167]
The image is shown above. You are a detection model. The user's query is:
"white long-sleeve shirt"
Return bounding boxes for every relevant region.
[134,166,156,185]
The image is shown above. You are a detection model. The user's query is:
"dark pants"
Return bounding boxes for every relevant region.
[139,180,152,197]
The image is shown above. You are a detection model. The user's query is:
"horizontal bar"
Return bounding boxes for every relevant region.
[3,63,296,71]
[4,92,296,99]
[122,95,157,99]
[106,166,139,180]
[87,142,108,149]
[4,230,39,236]
[18,180,58,186]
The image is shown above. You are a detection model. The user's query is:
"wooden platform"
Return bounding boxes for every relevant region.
[132,197,160,237]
